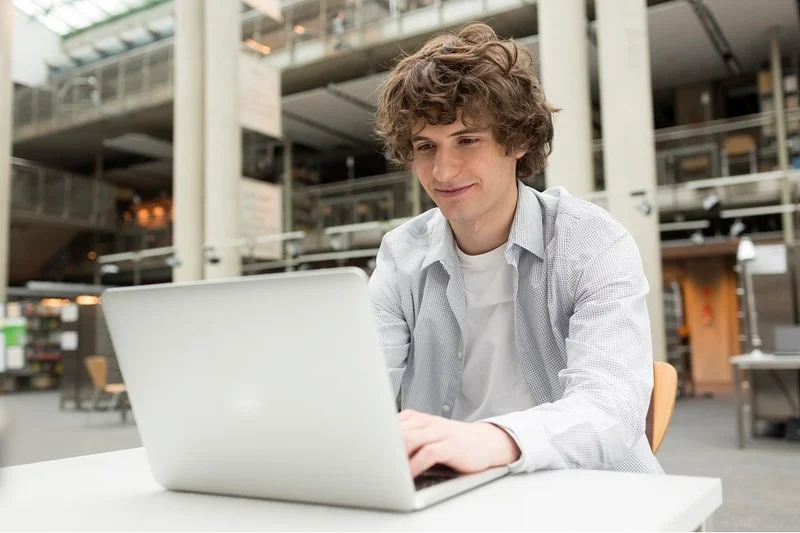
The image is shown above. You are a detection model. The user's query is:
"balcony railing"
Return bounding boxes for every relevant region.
[13,0,527,140]
[11,158,117,230]
[593,108,800,190]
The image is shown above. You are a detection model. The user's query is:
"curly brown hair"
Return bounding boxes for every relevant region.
[375,23,556,179]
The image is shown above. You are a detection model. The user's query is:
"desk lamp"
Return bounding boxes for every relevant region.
[736,237,765,358]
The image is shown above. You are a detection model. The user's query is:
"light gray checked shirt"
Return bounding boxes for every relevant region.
[368,182,663,474]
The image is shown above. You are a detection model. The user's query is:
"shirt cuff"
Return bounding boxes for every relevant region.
[481,410,556,473]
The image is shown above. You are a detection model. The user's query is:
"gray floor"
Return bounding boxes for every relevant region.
[1,391,798,531]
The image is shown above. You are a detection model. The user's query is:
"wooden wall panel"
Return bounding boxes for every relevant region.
[683,257,740,392]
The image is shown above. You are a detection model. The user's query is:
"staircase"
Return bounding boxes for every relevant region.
[9,159,118,285]
[8,223,80,284]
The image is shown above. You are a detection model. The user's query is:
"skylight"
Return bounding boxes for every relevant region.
[13,0,160,37]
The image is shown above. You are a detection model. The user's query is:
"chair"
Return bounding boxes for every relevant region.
[721,134,758,176]
[677,155,711,182]
[645,361,679,454]
[84,355,127,424]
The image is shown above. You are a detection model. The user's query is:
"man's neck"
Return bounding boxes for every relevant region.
[451,184,519,256]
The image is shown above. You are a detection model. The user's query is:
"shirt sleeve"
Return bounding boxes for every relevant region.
[368,236,412,399]
[482,226,654,473]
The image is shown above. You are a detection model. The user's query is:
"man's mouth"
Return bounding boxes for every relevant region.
[436,184,474,198]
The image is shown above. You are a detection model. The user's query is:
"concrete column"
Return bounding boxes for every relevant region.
[204,0,241,279]
[283,138,293,233]
[769,27,795,246]
[769,27,799,324]
[538,0,594,196]
[173,0,205,282]
[596,0,666,362]
[0,0,13,304]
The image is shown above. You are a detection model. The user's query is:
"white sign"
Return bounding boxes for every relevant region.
[60,331,79,351]
[240,52,282,139]
[0,305,5,374]
[60,303,79,323]
[751,244,788,275]
[242,0,281,21]
[240,178,284,260]
[6,347,24,370]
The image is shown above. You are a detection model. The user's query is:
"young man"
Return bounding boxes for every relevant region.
[371,23,663,477]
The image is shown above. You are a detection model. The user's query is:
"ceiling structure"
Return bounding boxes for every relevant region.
[280,0,800,151]
[12,0,161,36]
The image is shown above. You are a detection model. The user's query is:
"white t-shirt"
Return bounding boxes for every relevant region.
[451,242,537,422]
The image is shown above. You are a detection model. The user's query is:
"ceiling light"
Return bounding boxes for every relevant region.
[99,264,120,275]
[76,295,100,306]
[690,230,705,246]
[244,38,271,55]
[736,236,757,262]
[729,219,746,237]
[702,194,721,213]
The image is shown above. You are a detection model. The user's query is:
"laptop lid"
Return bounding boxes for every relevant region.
[100,268,417,511]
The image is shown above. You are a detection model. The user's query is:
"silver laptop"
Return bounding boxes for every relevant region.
[100,267,508,512]
[773,325,800,355]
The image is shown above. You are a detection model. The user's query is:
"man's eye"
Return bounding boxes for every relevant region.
[415,144,433,152]
[459,138,479,145]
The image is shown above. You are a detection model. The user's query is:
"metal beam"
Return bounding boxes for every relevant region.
[283,110,374,149]
[325,83,375,112]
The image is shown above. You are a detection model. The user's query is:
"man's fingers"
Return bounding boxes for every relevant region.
[409,441,450,478]
[402,427,443,457]
[398,409,429,432]
[398,409,419,421]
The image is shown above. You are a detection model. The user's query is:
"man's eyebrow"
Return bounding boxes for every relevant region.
[410,127,489,142]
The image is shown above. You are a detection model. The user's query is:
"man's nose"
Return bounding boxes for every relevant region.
[432,148,462,182]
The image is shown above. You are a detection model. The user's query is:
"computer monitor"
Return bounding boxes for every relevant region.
[773,326,800,355]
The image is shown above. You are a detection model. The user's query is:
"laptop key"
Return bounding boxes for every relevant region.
[414,465,460,491]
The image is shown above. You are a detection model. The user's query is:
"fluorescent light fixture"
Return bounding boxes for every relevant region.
[685,169,800,190]
[720,204,799,218]
[325,221,384,235]
[659,220,711,232]
[254,231,306,244]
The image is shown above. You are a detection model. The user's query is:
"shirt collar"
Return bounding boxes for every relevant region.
[422,180,545,270]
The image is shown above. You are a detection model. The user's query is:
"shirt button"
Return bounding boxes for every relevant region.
[457,350,464,360]
[442,404,450,413]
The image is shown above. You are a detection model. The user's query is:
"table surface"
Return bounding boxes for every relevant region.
[0,448,722,532]
[730,353,800,368]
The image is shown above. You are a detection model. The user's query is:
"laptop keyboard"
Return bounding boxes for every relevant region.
[414,465,461,491]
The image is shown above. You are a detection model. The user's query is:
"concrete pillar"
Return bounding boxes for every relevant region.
[596,0,666,362]
[173,0,205,282]
[203,0,242,279]
[769,27,795,246]
[410,170,422,216]
[283,138,293,233]
[0,0,12,304]
[537,0,594,196]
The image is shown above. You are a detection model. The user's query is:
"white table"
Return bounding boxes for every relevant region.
[0,448,722,531]
[730,353,800,448]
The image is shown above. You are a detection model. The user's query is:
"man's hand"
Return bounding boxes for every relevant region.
[399,409,521,477]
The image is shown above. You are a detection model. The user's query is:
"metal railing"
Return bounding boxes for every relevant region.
[593,108,800,190]
[13,0,524,139]
[14,41,173,139]
[292,171,434,233]
[10,158,117,229]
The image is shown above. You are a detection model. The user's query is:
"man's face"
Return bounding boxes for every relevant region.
[410,116,521,225]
